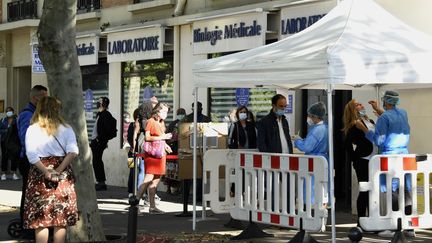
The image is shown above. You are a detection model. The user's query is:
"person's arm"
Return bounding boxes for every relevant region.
[0,118,8,136]
[18,111,33,149]
[145,120,170,141]
[294,132,319,154]
[132,119,140,152]
[365,115,388,147]
[285,120,293,154]
[55,127,79,173]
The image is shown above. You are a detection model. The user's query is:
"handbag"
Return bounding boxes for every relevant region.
[143,140,165,158]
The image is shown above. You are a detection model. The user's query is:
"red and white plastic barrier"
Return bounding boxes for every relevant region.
[359,154,432,231]
[203,150,328,232]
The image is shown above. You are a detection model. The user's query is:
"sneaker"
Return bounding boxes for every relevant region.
[378,230,395,238]
[148,207,164,214]
[404,230,416,238]
[0,174,6,181]
[12,173,20,180]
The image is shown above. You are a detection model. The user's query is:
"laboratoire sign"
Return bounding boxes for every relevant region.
[280,1,335,39]
[192,12,267,54]
[76,36,99,66]
[107,27,164,63]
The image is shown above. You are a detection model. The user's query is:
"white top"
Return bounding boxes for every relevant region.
[25,124,79,164]
[277,119,289,153]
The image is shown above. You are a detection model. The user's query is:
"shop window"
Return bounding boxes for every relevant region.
[208,53,276,122]
[81,62,109,141]
[122,52,174,147]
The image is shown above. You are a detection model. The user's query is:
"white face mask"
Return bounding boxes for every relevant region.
[6,111,13,117]
[307,117,314,126]
[159,111,168,120]
[238,112,247,121]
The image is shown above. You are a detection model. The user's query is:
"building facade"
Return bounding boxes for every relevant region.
[0,0,431,193]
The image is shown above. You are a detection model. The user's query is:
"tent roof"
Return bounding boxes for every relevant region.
[192,0,432,89]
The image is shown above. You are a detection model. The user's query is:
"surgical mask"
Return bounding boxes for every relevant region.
[159,111,168,120]
[307,117,314,126]
[382,102,387,110]
[177,114,185,121]
[6,111,13,117]
[275,109,285,117]
[358,109,366,117]
[238,113,247,121]
[124,117,130,123]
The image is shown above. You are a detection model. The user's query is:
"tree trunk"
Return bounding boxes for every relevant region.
[37,0,106,242]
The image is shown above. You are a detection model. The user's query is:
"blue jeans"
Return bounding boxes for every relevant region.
[128,158,145,194]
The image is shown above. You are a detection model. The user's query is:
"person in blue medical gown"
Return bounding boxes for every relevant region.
[294,102,329,205]
[356,90,414,238]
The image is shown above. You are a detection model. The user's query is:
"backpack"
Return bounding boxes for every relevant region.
[106,113,117,140]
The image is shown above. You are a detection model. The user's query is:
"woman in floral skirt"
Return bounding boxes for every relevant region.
[23,96,79,243]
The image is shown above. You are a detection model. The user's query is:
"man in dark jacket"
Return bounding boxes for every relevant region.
[91,97,115,191]
[17,84,48,238]
[184,101,211,123]
[257,94,293,154]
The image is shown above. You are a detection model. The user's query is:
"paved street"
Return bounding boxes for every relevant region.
[1,179,432,242]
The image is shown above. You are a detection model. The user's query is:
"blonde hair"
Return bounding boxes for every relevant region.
[31,96,66,136]
[342,99,360,136]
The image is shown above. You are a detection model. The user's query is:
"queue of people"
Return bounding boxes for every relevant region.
[4,87,415,241]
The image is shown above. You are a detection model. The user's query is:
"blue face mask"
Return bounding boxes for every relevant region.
[358,109,366,117]
[275,109,285,116]
[177,114,185,121]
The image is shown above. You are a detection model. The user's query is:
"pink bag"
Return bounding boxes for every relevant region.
[143,140,165,158]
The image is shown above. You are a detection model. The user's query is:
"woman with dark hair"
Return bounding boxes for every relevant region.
[342,99,376,226]
[136,102,172,214]
[23,96,79,243]
[228,106,257,149]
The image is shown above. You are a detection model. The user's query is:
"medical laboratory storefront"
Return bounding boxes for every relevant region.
[187,9,287,125]
[102,25,174,186]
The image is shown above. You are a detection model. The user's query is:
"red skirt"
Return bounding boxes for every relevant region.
[23,157,78,229]
[144,155,166,175]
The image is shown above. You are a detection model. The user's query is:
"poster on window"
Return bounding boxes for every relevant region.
[235,88,250,107]
[32,44,45,73]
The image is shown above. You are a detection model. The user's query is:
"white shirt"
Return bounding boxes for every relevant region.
[25,124,79,164]
[277,119,289,153]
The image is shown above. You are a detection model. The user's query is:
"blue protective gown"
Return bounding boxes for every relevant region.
[365,107,410,192]
[295,123,329,204]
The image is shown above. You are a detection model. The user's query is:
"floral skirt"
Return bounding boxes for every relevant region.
[23,156,78,229]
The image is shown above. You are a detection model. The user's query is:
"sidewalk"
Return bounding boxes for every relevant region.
[1,179,432,242]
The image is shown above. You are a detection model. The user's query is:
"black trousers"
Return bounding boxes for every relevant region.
[1,141,18,172]
[18,157,30,221]
[91,139,107,183]
[353,158,369,218]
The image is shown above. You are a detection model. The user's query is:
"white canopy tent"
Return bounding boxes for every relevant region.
[190,0,432,242]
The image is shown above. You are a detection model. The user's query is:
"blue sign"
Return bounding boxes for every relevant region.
[143,86,154,101]
[235,88,250,107]
[84,89,94,112]
[285,94,293,114]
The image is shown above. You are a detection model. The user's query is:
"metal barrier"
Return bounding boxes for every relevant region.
[359,154,432,232]
[203,150,329,236]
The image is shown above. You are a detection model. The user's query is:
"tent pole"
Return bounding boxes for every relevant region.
[327,83,336,243]
[193,88,198,231]
[376,85,381,107]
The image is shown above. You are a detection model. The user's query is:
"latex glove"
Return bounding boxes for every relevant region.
[291,135,302,141]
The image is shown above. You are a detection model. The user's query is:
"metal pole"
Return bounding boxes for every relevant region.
[192,88,198,231]
[327,83,336,243]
